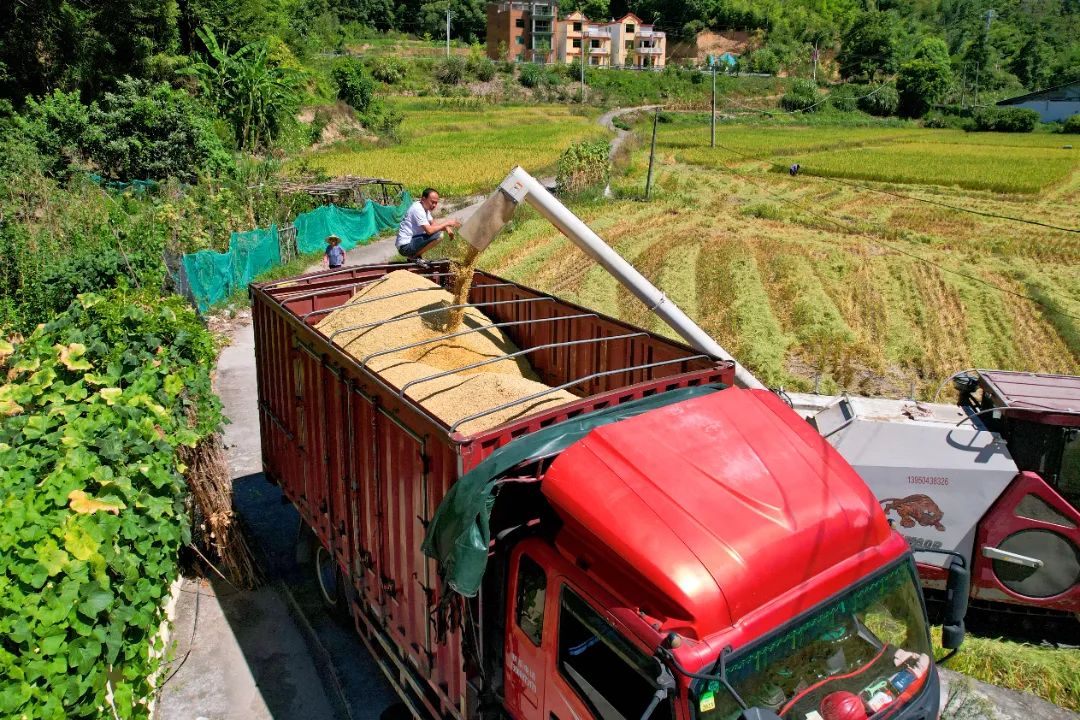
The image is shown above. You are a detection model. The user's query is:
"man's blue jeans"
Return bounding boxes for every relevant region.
[398,231,443,257]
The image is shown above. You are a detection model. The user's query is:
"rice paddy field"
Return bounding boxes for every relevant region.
[471,113,1080,400]
[305,100,609,196]
[664,115,1078,194]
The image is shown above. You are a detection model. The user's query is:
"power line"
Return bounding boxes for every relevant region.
[699,141,1080,323]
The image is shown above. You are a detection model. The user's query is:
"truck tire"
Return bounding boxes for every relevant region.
[314,543,352,624]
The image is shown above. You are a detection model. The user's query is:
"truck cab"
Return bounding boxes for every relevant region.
[499,388,942,720]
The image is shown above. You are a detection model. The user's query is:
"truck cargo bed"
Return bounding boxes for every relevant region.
[250,262,734,718]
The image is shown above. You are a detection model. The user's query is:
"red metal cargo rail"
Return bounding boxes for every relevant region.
[250,263,735,719]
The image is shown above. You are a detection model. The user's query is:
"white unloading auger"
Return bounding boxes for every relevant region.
[459,166,766,390]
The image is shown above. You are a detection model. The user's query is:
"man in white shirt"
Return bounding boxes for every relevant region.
[395,188,461,267]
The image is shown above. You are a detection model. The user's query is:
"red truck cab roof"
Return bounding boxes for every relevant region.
[542,388,900,645]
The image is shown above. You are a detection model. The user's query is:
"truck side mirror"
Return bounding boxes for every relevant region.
[739,710,783,720]
[942,557,970,650]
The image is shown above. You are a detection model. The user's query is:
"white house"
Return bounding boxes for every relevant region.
[996,81,1080,123]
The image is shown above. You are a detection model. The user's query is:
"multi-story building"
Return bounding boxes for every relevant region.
[486,1,557,64]
[488,3,666,68]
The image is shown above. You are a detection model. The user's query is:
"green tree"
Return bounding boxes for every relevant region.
[896,37,952,117]
[15,90,94,176]
[562,0,611,20]
[181,0,284,49]
[1010,37,1054,90]
[332,59,376,112]
[0,0,179,102]
[897,59,951,116]
[418,0,487,44]
[837,11,900,81]
[185,28,303,152]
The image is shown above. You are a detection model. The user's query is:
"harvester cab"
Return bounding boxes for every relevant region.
[961,369,1080,509]
[789,370,1080,618]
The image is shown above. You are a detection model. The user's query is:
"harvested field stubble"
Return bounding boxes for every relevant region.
[316,270,577,434]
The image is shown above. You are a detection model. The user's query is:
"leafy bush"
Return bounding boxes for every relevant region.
[86,78,233,182]
[0,290,222,719]
[15,90,92,177]
[434,56,468,85]
[362,105,405,144]
[1061,114,1080,133]
[923,111,971,130]
[470,55,496,82]
[972,107,1039,132]
[858,84,899,116]
[332,58,376,113]
[828,84,860,112]
[309,107,332,144]
[368,56,407,84]
[781,79,822,112]
[744,48,781,75]
[517,63,548,88]
[557,139,609,194]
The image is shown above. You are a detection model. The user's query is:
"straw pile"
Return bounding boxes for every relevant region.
[316,270,576,434]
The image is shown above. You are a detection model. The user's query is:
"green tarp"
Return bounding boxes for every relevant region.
[182,225,281,313]
[180,193,412,313]
[294,193,412,254]
[420,385,726,597]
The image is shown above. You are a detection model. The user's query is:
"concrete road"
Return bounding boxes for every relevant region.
[157,320,398,720]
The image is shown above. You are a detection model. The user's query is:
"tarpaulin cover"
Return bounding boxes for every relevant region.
[421,385,726,597]
[182,225,281,313]
[294,193,412,254]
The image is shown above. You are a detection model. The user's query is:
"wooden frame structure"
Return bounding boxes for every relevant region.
[280,176,406,207]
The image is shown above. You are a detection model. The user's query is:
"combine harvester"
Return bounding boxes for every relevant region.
[788,372,1079,624]
[252,167,970,720]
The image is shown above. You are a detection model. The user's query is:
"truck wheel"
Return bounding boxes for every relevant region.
[314,544,351,624]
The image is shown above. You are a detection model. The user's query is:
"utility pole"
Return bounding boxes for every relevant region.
[974,62,980,107]
[645,107,659,199]
[710,61,716,148]
[963,63,972,110]
[580,49,585,100]
[812,43,819,84]
[446,3,452,58]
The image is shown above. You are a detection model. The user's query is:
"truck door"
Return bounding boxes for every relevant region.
[543,582,674,720]
[506,551,549,720]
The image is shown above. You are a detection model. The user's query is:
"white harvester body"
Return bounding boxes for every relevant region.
[789,393,1020,572]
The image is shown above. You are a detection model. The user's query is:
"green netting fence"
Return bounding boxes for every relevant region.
[179,193,411,313]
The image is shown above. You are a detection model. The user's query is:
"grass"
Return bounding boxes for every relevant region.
[305,100,608,197]
[932,627,1080,712]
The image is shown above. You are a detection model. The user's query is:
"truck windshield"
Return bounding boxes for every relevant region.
[692,559,932,720]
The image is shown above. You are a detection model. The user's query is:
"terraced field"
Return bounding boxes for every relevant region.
[471,115,1080,399]
[307,100,609,196]
[661,115,1078,193]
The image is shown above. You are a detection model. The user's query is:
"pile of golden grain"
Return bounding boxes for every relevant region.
[316,270,575,434]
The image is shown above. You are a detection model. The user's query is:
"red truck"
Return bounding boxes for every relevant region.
[251,262,966,720]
